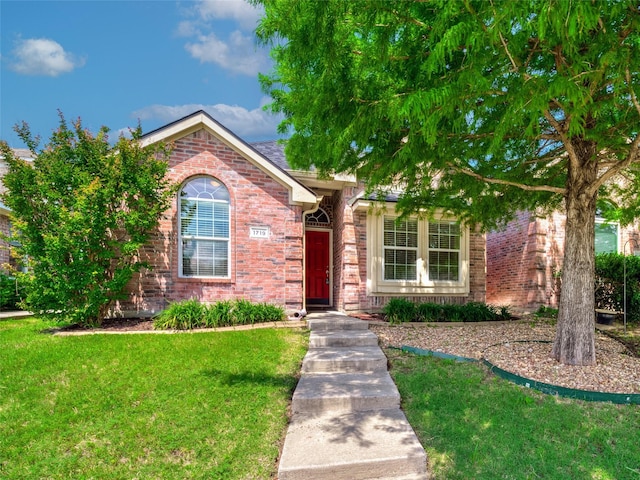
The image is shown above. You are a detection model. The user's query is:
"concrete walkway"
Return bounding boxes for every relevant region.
[278,312,428,480]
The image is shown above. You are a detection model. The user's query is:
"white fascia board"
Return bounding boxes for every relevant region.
[290,169,358,191]
[140,112,318,207]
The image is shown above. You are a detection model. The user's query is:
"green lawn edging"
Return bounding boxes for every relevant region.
[398,345,640,405]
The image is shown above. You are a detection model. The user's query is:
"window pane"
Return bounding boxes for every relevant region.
[595,222,618,254]
[407,231,418,248]
[429,251,459,281]
[383,231,395,246]
[181,177,230,201]
[428,221,461,280]
[182,239,229,277]
[384,248,417,281]
[383,216,418,281]
[180,200,197,235]
[213,203,230,238]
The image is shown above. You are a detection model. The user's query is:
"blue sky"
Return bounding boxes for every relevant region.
[0,0,283,148]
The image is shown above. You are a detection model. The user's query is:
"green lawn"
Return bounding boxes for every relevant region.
[0,318,307,479]
[388,350,640,480]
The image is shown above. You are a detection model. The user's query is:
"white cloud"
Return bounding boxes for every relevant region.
[175,20,201,38]
[10,38,85,77]
[177,0,269,76]
[132,99,282,139]
[185,30,268,76]
[194,0,264,30]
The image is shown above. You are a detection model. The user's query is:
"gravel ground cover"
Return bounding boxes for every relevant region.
[369,320,640,394]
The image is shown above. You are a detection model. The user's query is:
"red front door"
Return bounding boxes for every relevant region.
[305,230,330,305]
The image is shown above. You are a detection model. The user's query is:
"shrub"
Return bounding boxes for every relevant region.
[382,298,417,324]
[595,253,640,323]
[152,298,206,330]
[234,299,258,325]
[153,299,286,330]
[0,115,174,326]
[384,299,512,323]
[0,273,20,310]
[251,302,287,323]
[459,302,499,322]
[535,305,559,318]
[416,302,445,322]
[202,300,234,328]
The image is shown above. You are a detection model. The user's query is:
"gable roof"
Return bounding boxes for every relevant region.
[251,139,357,194]
[250,140,290,171]
[140,110,319,208]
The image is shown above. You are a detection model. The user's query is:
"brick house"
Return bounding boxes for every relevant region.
[0,148,33,271]
[486,211,640,311]
[114,110,487,317]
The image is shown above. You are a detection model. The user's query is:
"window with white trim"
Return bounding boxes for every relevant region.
[179,177,230,278]
[369,213,469,295]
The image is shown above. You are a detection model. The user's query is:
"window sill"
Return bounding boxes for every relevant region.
[368,282,469,296]
[177,276,233,283]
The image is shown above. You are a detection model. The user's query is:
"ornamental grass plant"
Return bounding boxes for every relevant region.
[153,299,286,330]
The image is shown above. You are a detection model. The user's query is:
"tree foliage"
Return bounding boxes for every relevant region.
[0,114,174,326]
[256,0,640,365]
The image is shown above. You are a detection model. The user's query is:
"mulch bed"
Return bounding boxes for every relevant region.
[58,317,155,332]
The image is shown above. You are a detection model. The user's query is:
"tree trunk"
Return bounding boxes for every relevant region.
[551,146,598,366]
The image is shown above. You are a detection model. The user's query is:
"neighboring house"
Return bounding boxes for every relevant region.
[0,148,33,270]
[112,110,487,317]
[486,211,640,311]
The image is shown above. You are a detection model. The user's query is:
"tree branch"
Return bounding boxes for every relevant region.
[456,166,566,194]
[589,134,640,195]
[626,68,640,117]
[543,109,580,173]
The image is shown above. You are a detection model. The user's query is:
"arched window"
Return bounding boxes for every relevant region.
[179,176,230,277]
[305,207,330,225]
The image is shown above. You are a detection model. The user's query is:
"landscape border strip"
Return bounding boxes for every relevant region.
[399,345,640,405]
[51,320,307,336]
[481,359,640,405]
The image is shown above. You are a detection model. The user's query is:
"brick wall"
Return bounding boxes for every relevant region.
[116,128,304,317]
[332,187,367,311]
[488,212,640,311]
[487,211,573,310]
[0,214,11,268]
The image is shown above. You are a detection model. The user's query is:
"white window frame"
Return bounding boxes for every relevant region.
[367,209,469,295]
[178,176,231,279]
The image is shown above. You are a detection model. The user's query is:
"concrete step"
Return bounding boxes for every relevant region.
[278,409,428,480]
[307,317,369,332]
[301,346,388,374]
[309,330,379,348]
[292,372,400,414]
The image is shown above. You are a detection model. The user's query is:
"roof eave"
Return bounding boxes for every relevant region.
[140,111,318,207]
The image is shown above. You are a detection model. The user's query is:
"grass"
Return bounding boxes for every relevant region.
[388,350,640,480]
[0,317,307,479]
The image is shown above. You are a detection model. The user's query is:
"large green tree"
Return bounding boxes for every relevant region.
[256,0,640,365]
[0,114,174,326]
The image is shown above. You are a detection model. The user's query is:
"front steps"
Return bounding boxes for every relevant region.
[278,313,428,480]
